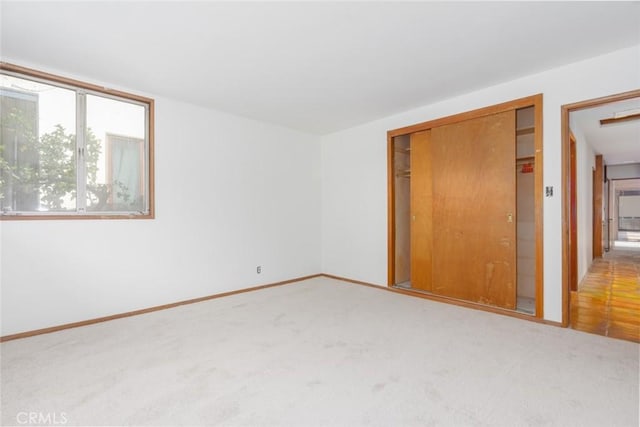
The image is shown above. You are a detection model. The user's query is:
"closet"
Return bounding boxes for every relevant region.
[388,96,542,316]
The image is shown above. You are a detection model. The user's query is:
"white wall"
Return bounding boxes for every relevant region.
[321,45,640,323]
[0,65,322,336]
[571,125,595,283]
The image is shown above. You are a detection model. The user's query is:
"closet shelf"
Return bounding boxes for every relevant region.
[516,127,535,136]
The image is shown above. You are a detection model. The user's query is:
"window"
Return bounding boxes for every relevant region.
[618,190,640,232]
[0,63,154,219]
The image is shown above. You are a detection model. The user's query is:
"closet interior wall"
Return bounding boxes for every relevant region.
[394,135,411,286]
[516,107,536,313]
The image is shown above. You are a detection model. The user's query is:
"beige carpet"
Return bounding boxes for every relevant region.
[1,277,638,426]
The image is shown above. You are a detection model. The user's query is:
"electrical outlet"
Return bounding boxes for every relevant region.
[257,266,262,274]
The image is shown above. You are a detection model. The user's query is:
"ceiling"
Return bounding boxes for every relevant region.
[1,2,639,135]
[571,97,640,166]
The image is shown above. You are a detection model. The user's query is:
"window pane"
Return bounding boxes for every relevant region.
[0,75,76,212]
[619,193,640,231]
[85,94,145,212]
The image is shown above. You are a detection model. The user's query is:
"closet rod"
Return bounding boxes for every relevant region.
[516,127,535,136]
[516,155,535,162]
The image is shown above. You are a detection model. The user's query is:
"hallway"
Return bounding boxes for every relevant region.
[570,249,640,342]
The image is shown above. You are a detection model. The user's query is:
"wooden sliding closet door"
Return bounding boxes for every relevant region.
[431,111,517,309]
[410,130,432,291]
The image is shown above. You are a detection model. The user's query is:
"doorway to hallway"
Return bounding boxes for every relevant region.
[562,89,640,341]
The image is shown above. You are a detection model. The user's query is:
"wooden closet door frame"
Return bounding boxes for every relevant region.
[569,132,578,292]
[592,155,604,259]
[387,94,544,321]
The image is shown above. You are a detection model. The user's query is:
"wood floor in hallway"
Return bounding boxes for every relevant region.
[570,249,640,342]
